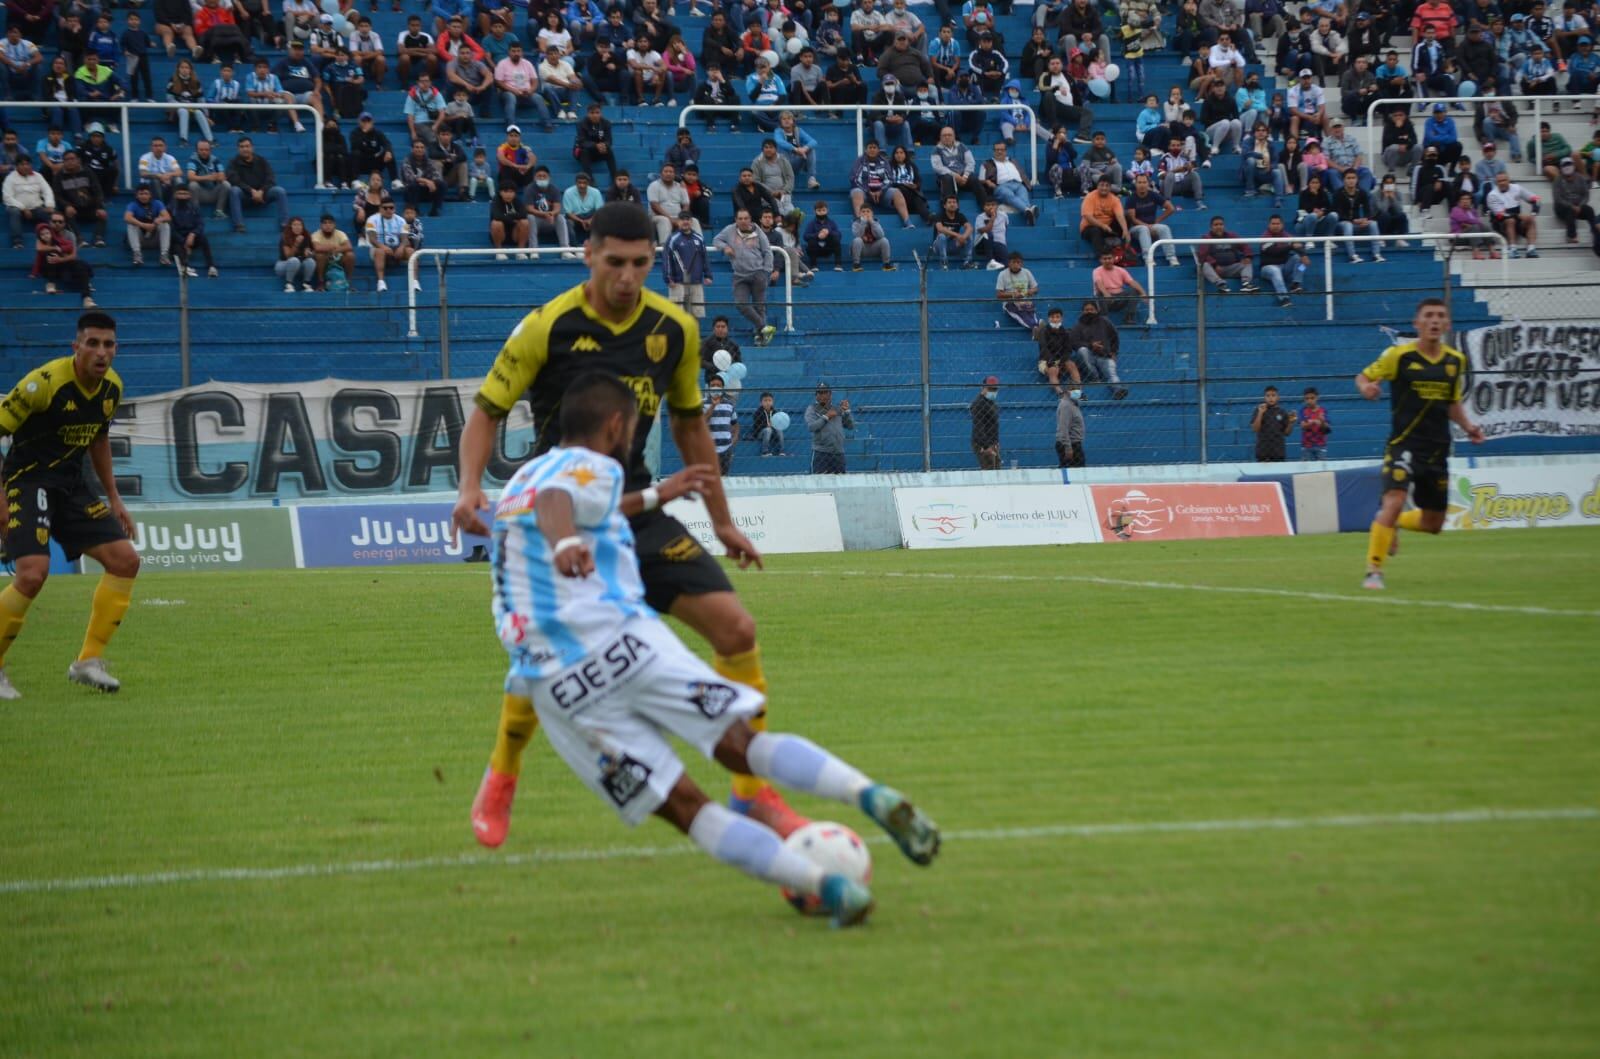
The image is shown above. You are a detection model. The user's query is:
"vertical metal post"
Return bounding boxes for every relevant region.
[1195,265,1208,467]
[120,104,133,190]
[918,258,932,472]
[177,265,191,389]
[1323,240,1334,322]
[436,254,451,379]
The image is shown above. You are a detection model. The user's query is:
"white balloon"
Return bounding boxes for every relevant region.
[761,49,780,68]
[712,349,733,371]
[728,361,749,380]
[1104,62,1121,82]
[785,36,804,56]
[770,411,791,431]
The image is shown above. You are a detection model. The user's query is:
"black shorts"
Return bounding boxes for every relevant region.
[631,509,734,614]
[1380,443,1451,512]
[1,475,128,564]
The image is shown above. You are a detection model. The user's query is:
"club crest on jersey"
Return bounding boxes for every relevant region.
[103,399,115,418]
[35,527,49,545]
[1445,364,1457,377]
[572,335,603,353]
[645,334,669,363]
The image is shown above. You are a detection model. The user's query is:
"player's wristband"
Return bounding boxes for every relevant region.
[640,487,661,512]
[552,535,584,557]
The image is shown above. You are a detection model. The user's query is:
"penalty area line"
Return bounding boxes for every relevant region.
[2,807,1594,896]
[760,569,1600,619]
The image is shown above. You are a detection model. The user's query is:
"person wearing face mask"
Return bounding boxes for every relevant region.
[1054,384,1085,467]
[1067,300,1127,400]
[969,376,1002,470]
[1033,306,1081,387]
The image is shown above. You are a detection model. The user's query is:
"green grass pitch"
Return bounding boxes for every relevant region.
[3,528,1598,1058]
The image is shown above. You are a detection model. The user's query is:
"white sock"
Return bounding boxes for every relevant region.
[745,732,872,806]
[688,802,823,896]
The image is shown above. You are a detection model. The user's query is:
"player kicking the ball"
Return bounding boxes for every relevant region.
[488,373,939,926]
[1356,297,1484,590]
[456,201,807,848]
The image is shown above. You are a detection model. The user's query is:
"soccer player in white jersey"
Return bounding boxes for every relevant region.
[490,373,940,926]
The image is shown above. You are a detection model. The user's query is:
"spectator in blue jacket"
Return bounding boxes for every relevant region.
[967,32,1008,98]
[775,111,819,190]
[663,212,711,318]
[802,199,843,269]
[1421,101,1462,167]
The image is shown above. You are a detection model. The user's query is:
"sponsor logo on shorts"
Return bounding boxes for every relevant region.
[659,534,704,562]
[687,681,739,719]
[548,631,653,710]
[598,752,653,807]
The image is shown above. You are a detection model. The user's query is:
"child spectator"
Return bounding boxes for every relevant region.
[1298,387,1330,459]
[467,147,491,199]
[122,12,154,100]
[752,392,785,457]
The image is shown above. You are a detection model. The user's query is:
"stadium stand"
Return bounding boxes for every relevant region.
[2,0,1597,472]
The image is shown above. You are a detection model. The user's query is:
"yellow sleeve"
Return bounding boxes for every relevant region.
[664,312,704,417]
[475,308,551,418]
[1362,345,1403,382]
[1449,348,1467,402]
[0,366,56,437]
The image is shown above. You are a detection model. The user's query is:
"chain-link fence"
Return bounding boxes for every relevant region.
[5,259,1596,476]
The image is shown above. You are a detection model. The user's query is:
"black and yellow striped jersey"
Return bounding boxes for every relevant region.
[0,356,123,486]
[1362,341,1467,450]
[476,284,703,491]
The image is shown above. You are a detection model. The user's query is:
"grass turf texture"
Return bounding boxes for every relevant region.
[3,528,1598,1058]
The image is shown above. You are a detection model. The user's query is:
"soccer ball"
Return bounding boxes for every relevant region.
[780,821,872,916]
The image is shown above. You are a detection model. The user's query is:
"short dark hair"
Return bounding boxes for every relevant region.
[1304,387,1319,396]
[1264,385,1278,394]
[589,201,654,244]
[1417,296,1449,312]
[712,314,730,326]
[559,372,637,439]
[77,310,117,334]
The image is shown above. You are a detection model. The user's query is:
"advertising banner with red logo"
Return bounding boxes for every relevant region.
[894,485,1099,549]
[1089,484,1294,542]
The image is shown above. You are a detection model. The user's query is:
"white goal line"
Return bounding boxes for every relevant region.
[2,807,1592,896]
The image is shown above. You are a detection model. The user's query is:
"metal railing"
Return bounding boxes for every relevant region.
[675,103,1041,186]
[1143,233,1509,324]
[1362,94,1594,172]
[39,100,325,188]
[405,243,795,353]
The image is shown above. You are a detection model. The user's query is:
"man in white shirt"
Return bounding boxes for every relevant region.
[850,0,890,61]
[1206,32,1247,87]
[647,161,693,244]
[138,137,183,204]
[494,41,553,132]
[1,26,44,100]
[364,199,414,292]
[1286,68,1326,141]
[3,155,55,248]
[1484,171,1540,257]
[537,45,581,119]
[981,142,1037,224]
[395,16,437,84]
[348,17,388,86]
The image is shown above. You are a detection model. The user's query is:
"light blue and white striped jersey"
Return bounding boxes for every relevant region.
[491,445,653,680]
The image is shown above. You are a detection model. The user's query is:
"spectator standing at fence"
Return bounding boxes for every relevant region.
[1299,387,1330,459]
[1251,385,1296,462]
[995,252,1039,330]
[714,208,780,346]
[1197,214,1259,293]
[1552,158,1595,245]
[168,185,217,277]
[803,200,844,270]
[805,383,853,474]
[1068,298,1128,399]
[1258,213,1308,307]
[1486,171,1541,257]
[704,379,740,476]
[969,376,1002,470]
[664,212,711,318]
[1054,386,1085,466]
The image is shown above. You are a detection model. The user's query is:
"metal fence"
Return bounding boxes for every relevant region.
[4,261,1597,474]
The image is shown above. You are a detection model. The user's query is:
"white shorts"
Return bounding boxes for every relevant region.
[510,616,764,827]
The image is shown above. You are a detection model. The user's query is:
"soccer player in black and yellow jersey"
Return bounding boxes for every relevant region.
[1356,298,1485,590]
[452,202,810,847]
[0,311,141,697]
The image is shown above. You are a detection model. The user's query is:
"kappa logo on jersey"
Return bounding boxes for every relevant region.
[687,681,739,719]
[598,752,653,807]
[572,335,603,353]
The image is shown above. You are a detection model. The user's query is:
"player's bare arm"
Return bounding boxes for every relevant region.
[1355,372,1381,399]
[618,463,716,518]
[1449,401,1486,444]
[88,431,134,537]
[452,403,499,538]
[669,411,763,570]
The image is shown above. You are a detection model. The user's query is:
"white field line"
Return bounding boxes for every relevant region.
[759,569,1600,619]
[2,807,1593,897]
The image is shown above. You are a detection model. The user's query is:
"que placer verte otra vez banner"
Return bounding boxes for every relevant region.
[1462,322,1600,440]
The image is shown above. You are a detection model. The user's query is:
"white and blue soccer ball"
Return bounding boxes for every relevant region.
[781,821,872,915]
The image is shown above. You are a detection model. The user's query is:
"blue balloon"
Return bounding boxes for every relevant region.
[770,411,791,432]
[332,15,352,33]
[320,0,340,13]
[1087,77,1111,100]
[1458,80,1477,98]
[727,361,749,380]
